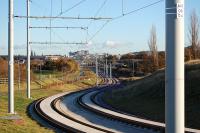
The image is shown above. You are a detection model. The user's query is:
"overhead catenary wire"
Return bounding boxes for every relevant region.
[113,0,164,21]
[87,0,108,28]
[29,26,88,30]
[56,0,87,17]
[60,0,63,14]
[24,0,91,49]
[49,29,87,46]
[88,0,164,42]
[29,42,87,45]
[30,0,86,18]
[29,0,87,48]
[94,0,108,17]
[88,20,110,42]
[14,15,112,20]
[122,0,124,15]
[14,0,164,55]
[26,0,94,53]
[29,0,48,16]
[51,29,66,42]
[86,0,108,45]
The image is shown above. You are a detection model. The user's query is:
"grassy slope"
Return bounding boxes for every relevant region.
[103,62,200,129]
[0,69,97,133]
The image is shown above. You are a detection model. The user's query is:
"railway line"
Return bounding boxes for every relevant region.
[29,75,200,133]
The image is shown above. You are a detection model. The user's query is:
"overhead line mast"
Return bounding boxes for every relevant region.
[8,0,14,113]
[166,0,184,133]
[27,0,31,99]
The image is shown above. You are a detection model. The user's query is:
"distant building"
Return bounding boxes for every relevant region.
[69,50,90,60]
[69,50,89,57]
[31,56,46,61]
[45,55,62,61]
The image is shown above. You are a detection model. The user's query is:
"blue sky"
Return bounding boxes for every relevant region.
[0,0,200,55]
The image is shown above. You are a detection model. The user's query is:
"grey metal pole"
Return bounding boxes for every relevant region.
[105,54,108,78]
[166,0,184,133]
[18,60,21,92]
[8,0,14,114]
[132,60,134,76]
[62,64,64,80]
[109,63,112,79]
[95,55,99,86]
[104,63,105,75]
[27,0,31,99]
[39,64,41,80]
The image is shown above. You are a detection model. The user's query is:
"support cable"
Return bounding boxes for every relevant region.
[88,0,164,41]
[60,0,63,14]
[113,0,164,20]
[87,0,108,28]
[86,0,108,43]
[29,0,47,16]
[88,20,110,42]
[51,29,66,42]
[56,0,87,17]
[122,0,124,15]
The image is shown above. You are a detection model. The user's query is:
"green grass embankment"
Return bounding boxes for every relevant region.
[103,62,200,129]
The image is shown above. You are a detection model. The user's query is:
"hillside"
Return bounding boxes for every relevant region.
[103,61,200,129]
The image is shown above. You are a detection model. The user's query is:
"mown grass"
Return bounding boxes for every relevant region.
[103,63,200,129]
[0,69,98,133]
[0,84,57,133]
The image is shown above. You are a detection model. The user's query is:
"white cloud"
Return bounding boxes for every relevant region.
[105,40,118,48]
[85,41,93,47]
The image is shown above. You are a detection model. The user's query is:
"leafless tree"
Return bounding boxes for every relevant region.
[189,10,200,59]
[148,25,158,70]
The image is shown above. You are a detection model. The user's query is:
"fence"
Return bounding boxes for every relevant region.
[0,78,8,84]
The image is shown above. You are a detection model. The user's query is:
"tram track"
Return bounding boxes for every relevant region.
[29,74,200,133]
